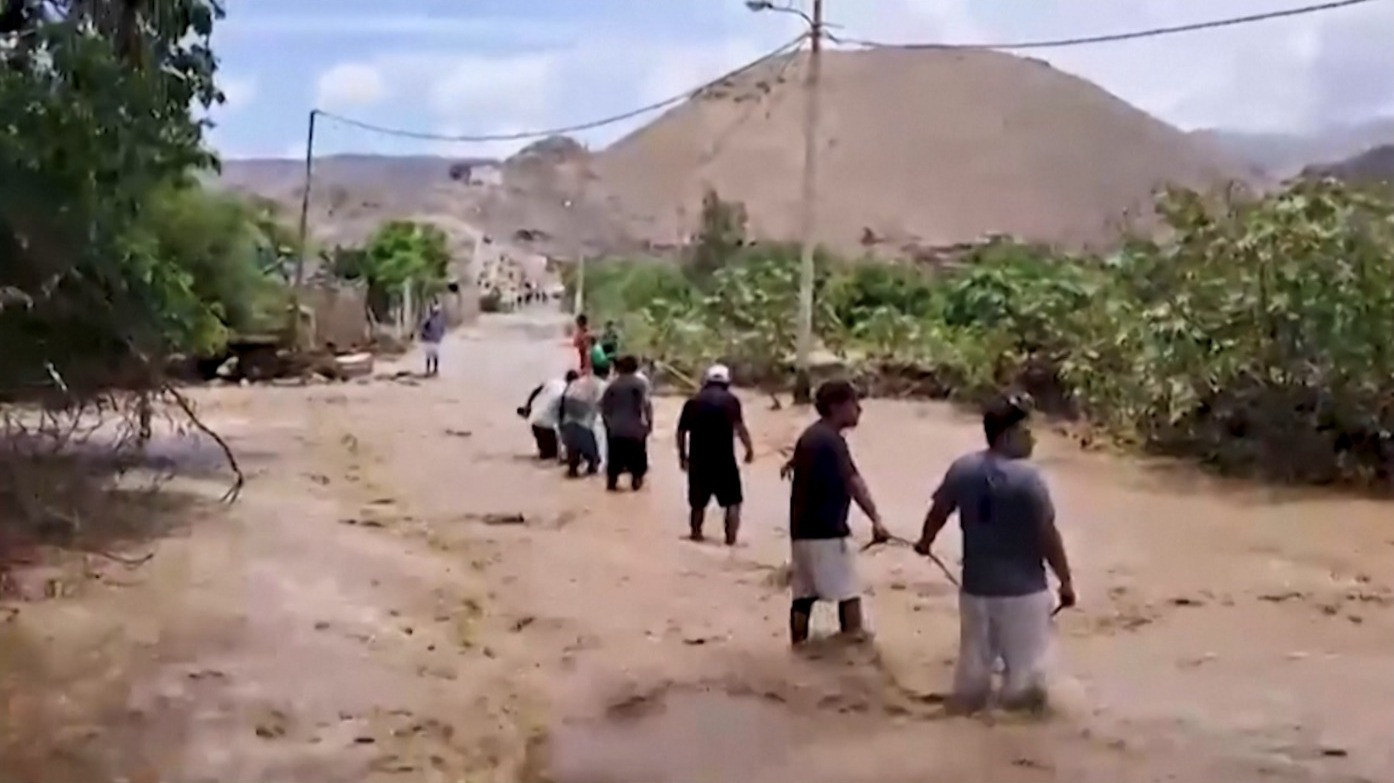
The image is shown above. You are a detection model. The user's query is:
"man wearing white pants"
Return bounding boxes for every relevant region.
[915,394,1076,714]
[783,379,891,645]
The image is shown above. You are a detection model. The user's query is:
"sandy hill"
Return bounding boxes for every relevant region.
[1302,144,1394,186]
[219,141,639,263]
[595,47,1252,255]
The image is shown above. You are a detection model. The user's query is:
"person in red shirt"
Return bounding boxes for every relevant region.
[573,314,593,373]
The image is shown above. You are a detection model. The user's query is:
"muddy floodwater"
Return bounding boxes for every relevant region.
[2,311,1391,782]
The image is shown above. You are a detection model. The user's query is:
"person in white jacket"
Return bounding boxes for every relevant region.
[518,370,577,462]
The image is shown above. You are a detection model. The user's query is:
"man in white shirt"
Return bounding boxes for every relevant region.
[518,370,577,462]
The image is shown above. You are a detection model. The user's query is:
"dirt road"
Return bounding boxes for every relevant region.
[3,312,1391,782]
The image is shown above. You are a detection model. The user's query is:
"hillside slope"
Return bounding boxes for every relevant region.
[596,47,1251,254]
[1302,144,1394,185]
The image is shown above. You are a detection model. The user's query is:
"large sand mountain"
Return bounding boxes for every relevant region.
[224,47,1259,263]
[595,47,1251,255]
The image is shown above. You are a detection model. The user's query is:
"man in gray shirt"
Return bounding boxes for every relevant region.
[915,394,1075,714]
[600,355,652,491]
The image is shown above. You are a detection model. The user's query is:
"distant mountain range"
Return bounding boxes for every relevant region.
[1189,118,1394,180]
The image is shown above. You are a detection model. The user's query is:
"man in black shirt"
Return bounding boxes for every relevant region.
[783,379,890,645]
[677,364,754,545]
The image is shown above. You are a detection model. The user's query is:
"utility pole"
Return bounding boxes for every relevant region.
[748,0,824,403]
[793,0,823,404]
[573,254,585,315]
[291,109,318,348]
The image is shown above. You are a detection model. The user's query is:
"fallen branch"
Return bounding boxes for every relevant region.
[163,386,244,503]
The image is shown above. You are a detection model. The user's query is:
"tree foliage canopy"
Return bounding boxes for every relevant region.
[1,0,233,396]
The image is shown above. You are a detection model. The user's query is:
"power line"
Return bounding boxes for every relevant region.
[313,34,808,144]
[833,0,1380,51]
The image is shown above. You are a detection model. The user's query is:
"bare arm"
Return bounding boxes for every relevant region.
[849,474,881,527]
[918,496,953,549]
[731,398,754,462]
[914,462,961,554]
[676,400,692,464]
[1041,520,1073,589]
[521,383,544,414]
[1031,473,1075,604]
[837,439,885,536]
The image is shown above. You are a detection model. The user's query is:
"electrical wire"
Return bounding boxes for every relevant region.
[832,0,1380,51]
[312,33,809,144]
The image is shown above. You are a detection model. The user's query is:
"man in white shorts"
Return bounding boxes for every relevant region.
[782,379,890,645]
[914,394,1076,714]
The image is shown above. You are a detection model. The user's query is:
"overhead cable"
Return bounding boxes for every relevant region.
[832,0,1379,51]
[313,34,808,143]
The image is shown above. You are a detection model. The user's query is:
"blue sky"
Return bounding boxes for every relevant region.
[208,0,1394,160]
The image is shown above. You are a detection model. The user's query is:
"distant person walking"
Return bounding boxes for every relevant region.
[559,370,606,477]
[420,302,446,377]
[783,379,890,645]
[518,370,577,462]
[600,355,653,492]
[676,364,754,545]
[914,394,1076,714]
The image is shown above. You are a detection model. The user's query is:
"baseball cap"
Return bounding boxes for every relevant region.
[704,363,732,384]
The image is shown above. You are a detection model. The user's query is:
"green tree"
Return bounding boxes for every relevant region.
[1,0,226,397]
[688,189,747,281]
[329,220,452,322]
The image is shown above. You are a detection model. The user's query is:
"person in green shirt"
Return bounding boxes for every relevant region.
[591,341,613,379]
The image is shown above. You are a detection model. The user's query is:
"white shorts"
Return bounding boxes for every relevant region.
[953,589,1053,709]
[423,341,441,359]
[789,538,860,602]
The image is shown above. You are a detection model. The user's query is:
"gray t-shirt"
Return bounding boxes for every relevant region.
[933,450,1053,597]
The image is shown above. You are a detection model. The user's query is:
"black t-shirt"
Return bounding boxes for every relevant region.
[678,384,744,466]
[788,420,858,540]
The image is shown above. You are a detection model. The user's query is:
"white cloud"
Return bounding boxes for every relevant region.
[283,0,1394,159]
[824,0,1394,133]
[314,62,387,110]
[424,53,558,128]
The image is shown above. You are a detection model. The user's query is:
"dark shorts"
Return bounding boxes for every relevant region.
[688,459,742,509]
[531,425,558,460]
[606,434,649,480]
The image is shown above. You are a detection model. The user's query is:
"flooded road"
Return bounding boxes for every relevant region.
[2,310,1391,782]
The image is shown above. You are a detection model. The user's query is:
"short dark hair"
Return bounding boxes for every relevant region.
[576,314,589,326]
[614,354,639,374]
[983,394,1030,445]
[814,379,858,418]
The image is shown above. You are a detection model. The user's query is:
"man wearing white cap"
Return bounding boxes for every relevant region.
[676,363,754,545]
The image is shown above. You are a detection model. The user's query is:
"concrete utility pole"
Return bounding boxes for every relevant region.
[748,0,823,403]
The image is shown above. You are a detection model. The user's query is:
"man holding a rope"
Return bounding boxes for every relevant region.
[914,394,1076,714]
[783,379,891,645]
